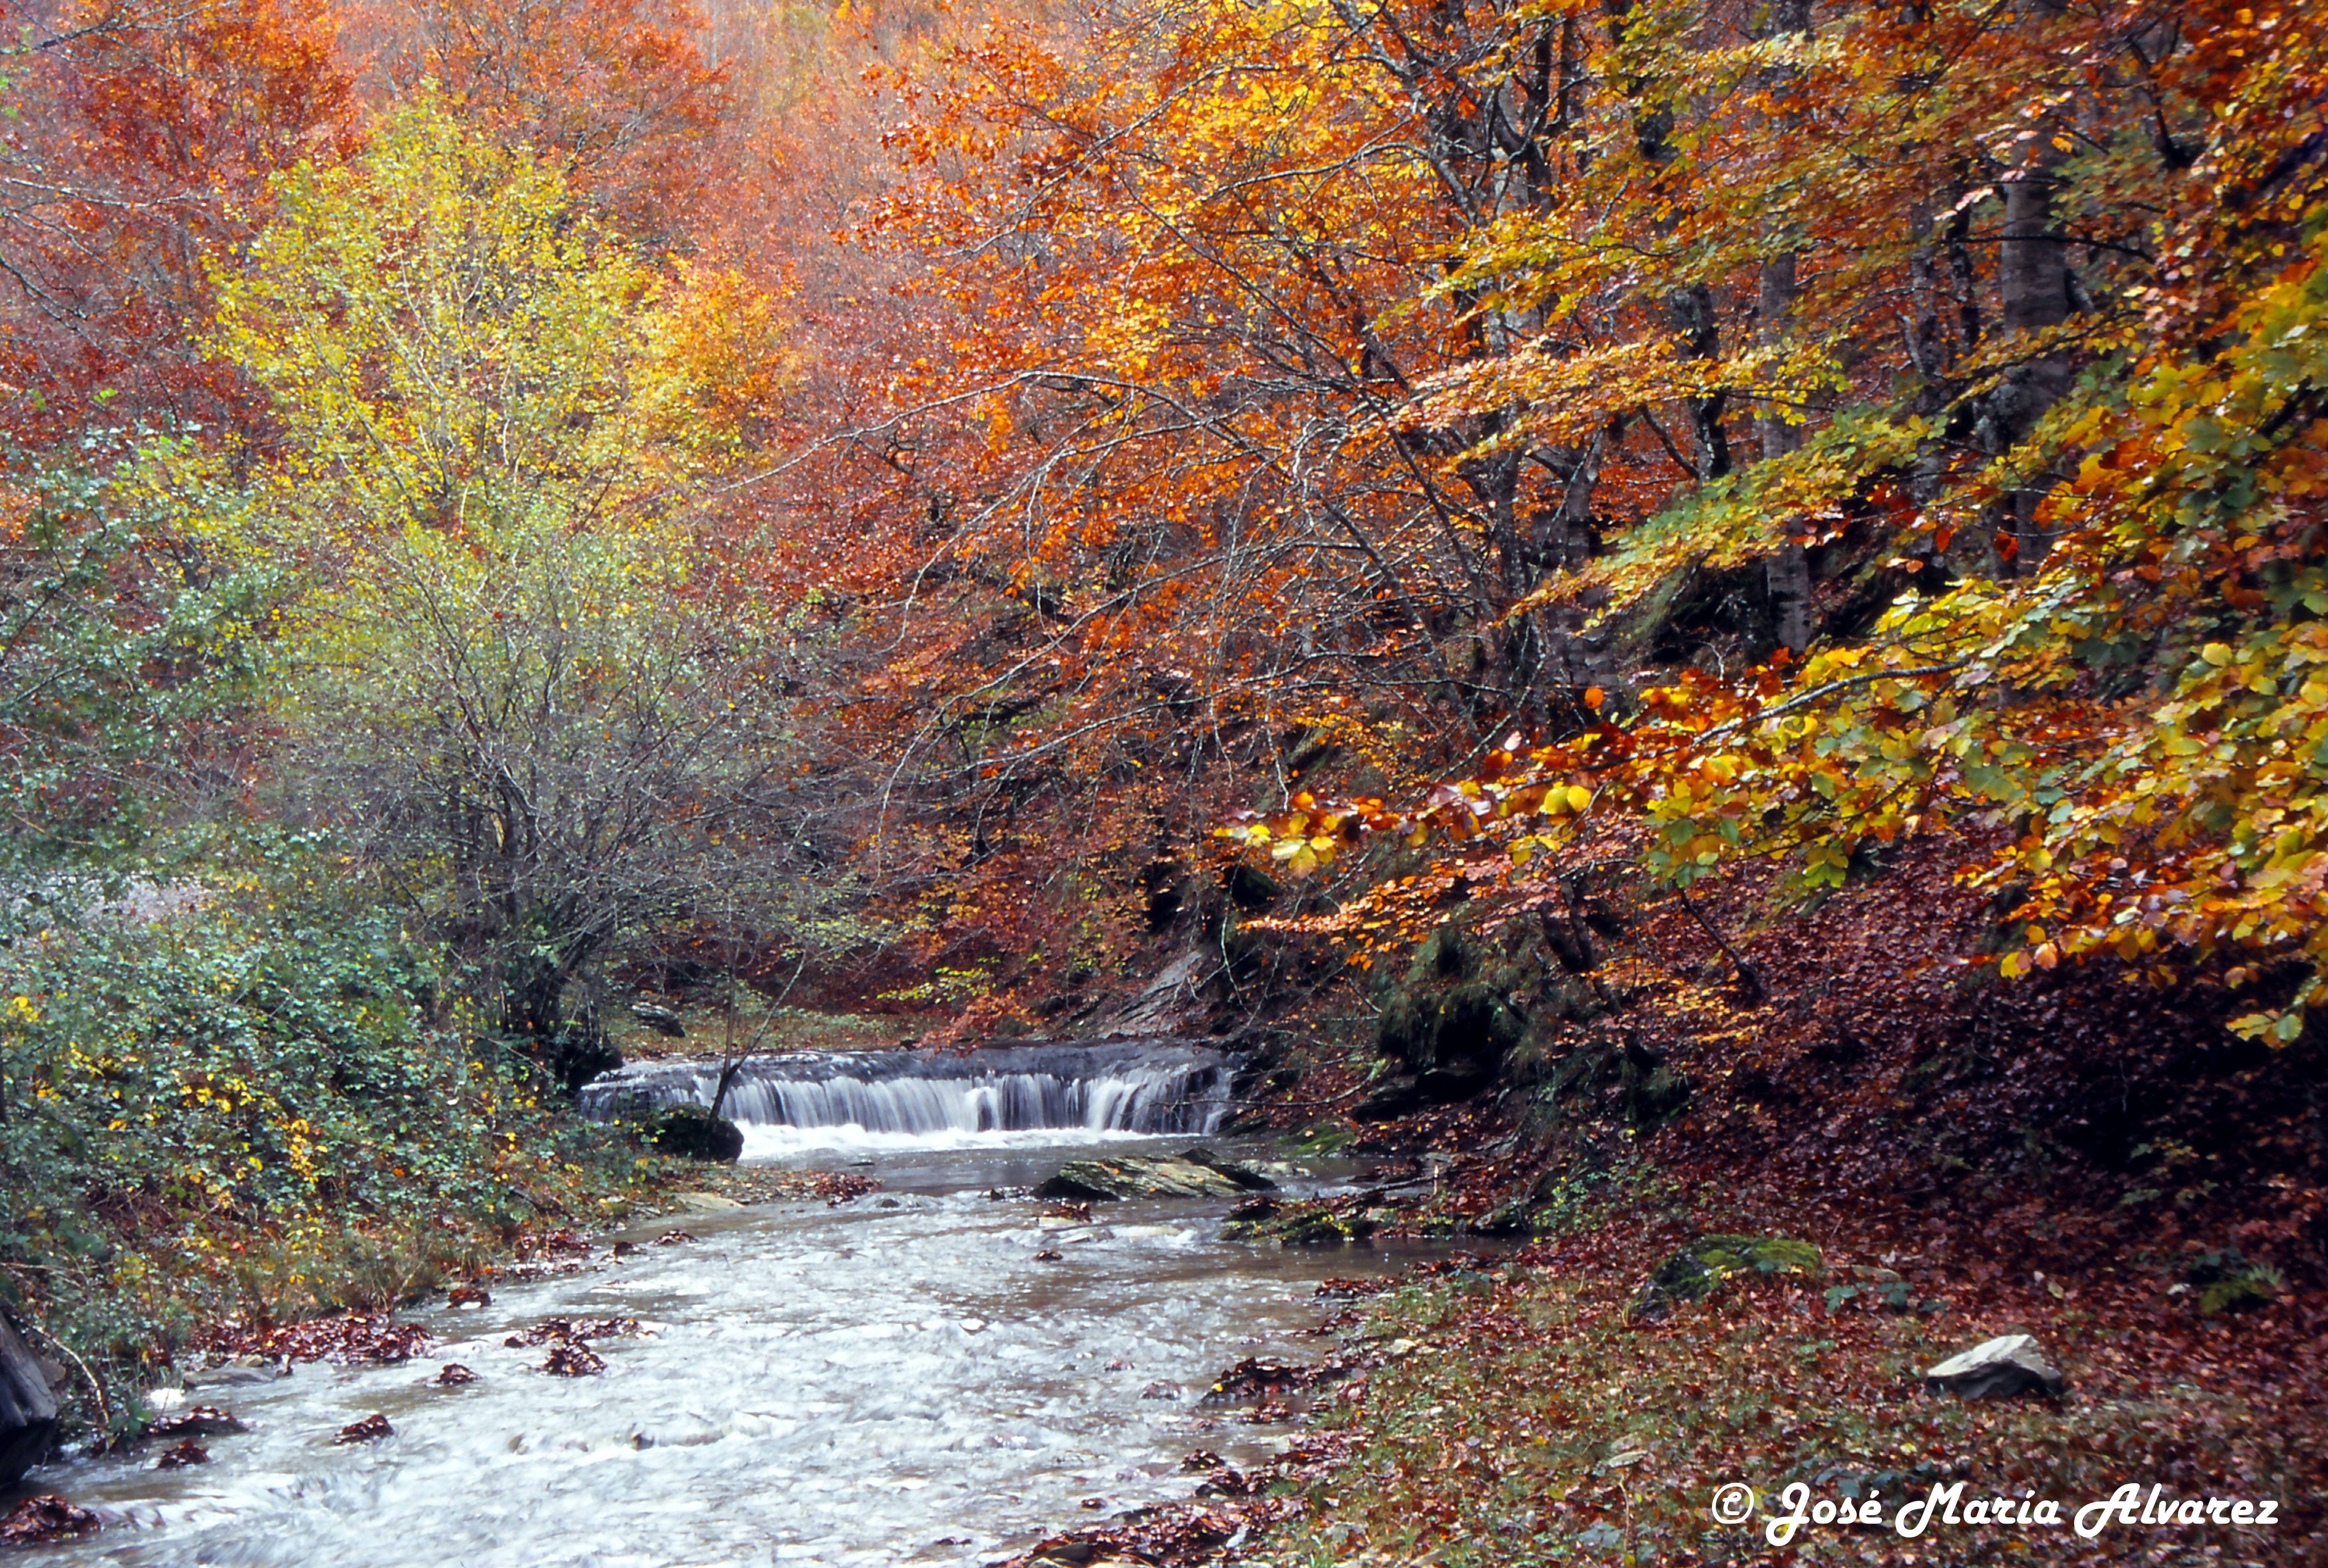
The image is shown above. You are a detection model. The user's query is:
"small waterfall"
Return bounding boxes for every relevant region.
[579,1041,1233,1143]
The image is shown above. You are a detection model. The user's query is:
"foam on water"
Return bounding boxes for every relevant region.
[736,1122,1165,1159]
[581,1041,1235,1152]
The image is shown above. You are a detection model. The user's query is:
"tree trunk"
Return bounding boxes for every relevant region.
[1758,0,1813,653]
[1987,132,2076,572]
[0,1312,61,1485]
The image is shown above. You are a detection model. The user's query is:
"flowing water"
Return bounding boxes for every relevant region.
[34,1050,1420,1568]
[580,1042,1238,1146]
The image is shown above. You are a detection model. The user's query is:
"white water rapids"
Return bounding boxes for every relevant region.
[32,1139,1413,1567]
[578,1043,1238,1151]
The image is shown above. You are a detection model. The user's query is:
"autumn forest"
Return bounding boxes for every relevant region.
[0,0,2324,1556]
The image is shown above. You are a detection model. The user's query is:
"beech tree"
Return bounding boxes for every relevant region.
[199,99,822,1077]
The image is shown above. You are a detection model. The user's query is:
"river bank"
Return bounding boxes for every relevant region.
[1005,1181,2327,1568]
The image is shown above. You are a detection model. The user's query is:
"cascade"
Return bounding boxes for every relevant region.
[579,1040,1233,1139]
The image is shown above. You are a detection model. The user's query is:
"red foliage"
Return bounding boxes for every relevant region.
[0,0,357,445]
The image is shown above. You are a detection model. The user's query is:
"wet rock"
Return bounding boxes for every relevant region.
[435,1363,478,1386]
[653,1229,696,1245]
[1173,1148,1277,1192]
[630,1001,686,1038]
[649,1104,745,1163]
[669,1190,741,1212]
[541,1343,606,1377]
[142,1406,246,1441]
[1038,1155,1248,1202]
[447,1285,490,1308]
[1638,1234,1823,1313]
[155,1440,209,1469]
[1281,1210,1379,1248]
[1140,1381,1183,1401]
[0,1312,61,1485]
[1922,1334,2066,1400]
[0,1495,97,1545]
[1033,1249,1065,1262]
[333,1413,394,1445]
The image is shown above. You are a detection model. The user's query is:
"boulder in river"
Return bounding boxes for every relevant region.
[155,1440,209,1469]
[1922,1334,2066,1399]
[0,1312,61,1486]
[648,1104,745,1163]
[1037,1149,1274,1201]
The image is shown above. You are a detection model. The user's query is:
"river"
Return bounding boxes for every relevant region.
[35,1133,1409,1567]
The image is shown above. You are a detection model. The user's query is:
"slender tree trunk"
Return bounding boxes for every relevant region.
[1758,0,1813,653]
[1986,130,2076,573]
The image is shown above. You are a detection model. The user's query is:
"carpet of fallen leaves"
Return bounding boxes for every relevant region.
[1014,831,2328,1566]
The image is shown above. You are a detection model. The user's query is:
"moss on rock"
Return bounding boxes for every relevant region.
[1639,1234,1823,1313]
[648,1104,745,1163]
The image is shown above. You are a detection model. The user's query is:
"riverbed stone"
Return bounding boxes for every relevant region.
[1175,1147,1278,1191]
[1922,1334,2066,1399]
[648,1104,744,1162]
[1037,1155,1253,1201]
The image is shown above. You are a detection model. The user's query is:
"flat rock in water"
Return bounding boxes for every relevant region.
[1174,1147,1279,1191]
[1922,1334,2066,1399]
[1037,1155,1251,1201]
